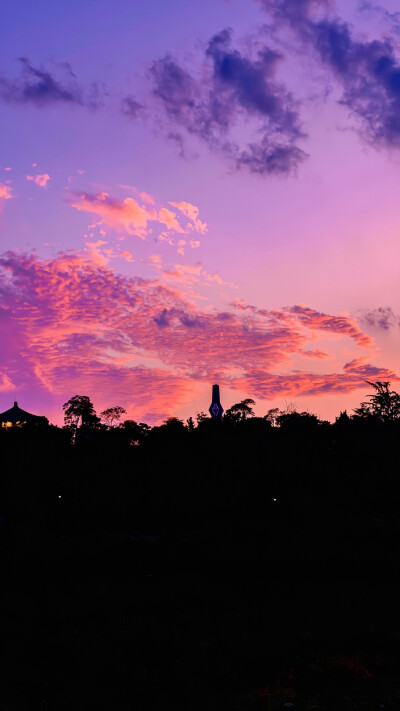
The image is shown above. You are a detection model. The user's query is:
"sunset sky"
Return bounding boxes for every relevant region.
[1,0,399,425]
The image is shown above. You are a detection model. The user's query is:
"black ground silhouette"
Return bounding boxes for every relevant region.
[2,385,400,710]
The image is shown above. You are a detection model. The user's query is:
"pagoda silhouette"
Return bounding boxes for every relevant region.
[0,401,48,428]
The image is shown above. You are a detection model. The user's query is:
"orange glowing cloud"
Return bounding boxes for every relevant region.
[232,301,374,350]
[70,192,154,238]
[0,372,15,391]
[84,240,110,267]
[140,191,155,205]
[230,366,390,399]
[158,207,186,233]
[287,305,374,348]
[169,201,208,234]
[162,261,233,288]
[0,183,13,208]
[69,190,207,245]
[120,250,134,262]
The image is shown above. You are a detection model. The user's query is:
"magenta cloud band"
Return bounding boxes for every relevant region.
[0,249,396,423]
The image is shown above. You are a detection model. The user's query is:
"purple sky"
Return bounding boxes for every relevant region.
[0,0,399,425]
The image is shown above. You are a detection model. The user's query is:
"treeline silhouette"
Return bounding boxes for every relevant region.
[2,382,400,710]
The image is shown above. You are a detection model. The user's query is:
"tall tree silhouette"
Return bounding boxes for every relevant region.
[100,406,126,427]
[63,395,99,428]
[224,398,256,422]
[354,381,400,421]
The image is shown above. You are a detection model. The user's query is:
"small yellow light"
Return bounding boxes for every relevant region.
[58,495,62,499]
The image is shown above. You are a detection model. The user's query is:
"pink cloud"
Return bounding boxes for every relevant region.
[158,207,186,233]
[299,349,330,359]
[162,262,204,285]
[287,305,373,348]
[70,192,154,238]
[0,372,15,391]
[140,191,155,205]
[149,253,162,264]
[169,201,208,234]
[26,173,50,188]
[0,250,396,423]
[232,301,374,349]
[84,240,110,267]
[162,261,233,289]
[69,190,203,242]
[120,250,134,262]
[231,364,397,400]
[0,183,13,203]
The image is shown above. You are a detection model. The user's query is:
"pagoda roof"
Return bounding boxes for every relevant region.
[0,401,48,424]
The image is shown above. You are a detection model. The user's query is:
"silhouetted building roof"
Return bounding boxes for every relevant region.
[0,401,48,426]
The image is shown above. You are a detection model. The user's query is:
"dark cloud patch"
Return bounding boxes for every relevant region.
[311,22,400,145]
[237,140,306,175]
[206,29,287,120]
[217,312,235,322]
[149,29,307,176]
[154,309,171,328]
[121,96,144,119]
[0,58,83,106]
[359,306,400,330]
[166,131,189,159]
[151,56,199,126]
[343,358,390,378]
[154,308,205,330]
[179,314,205,329]
[259,0,400,147]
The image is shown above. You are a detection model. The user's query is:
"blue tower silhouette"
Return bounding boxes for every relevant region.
[209,384,224,419]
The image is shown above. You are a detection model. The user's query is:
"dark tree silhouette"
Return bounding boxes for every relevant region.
[186,416,195,431]
[224,398,256,422]
[264,407,280,427]
[122,419,150,444]
[353,381,400,421]
[159,417,186,436]
[100,405,127,427]
[334,410,352,427]
[277,410,323,432]
[4,382,400,710]
[63,395,99,428]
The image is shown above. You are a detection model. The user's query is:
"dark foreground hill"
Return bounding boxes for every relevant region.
[2,416,400,709]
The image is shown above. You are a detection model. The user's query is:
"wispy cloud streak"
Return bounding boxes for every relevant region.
[0,58,83,106]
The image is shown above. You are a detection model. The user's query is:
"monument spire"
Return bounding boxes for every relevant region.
[209,384,224,419]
